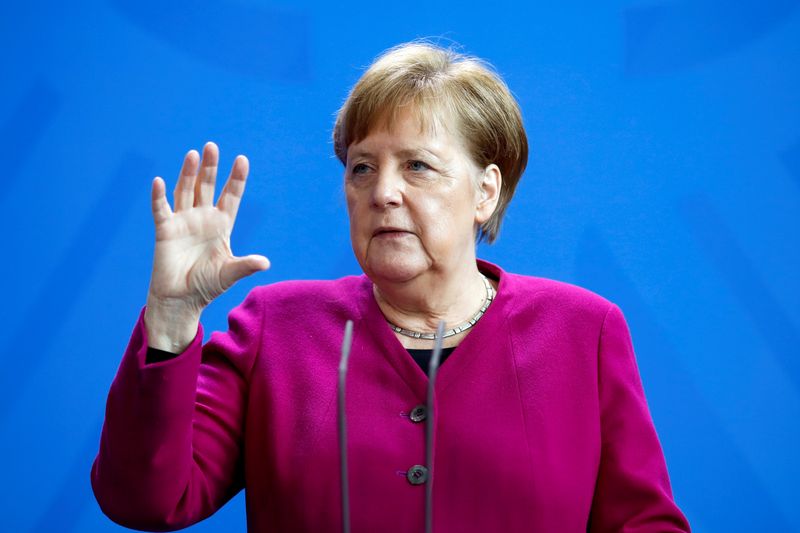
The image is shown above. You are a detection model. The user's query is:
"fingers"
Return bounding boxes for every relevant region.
[217,155,250,219]
[172,143,244,214]
[194,142,219,207]
[174,149,199,212]
[220,254,271,289]
[151,176,173,225]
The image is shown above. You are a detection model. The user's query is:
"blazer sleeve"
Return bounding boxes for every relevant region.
[91,289,263,531]
[588,304,691,532]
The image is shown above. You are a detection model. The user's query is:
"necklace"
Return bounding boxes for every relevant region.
[387,274,495,340]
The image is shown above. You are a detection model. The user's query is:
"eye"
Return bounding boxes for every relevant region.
[407,160,431,172]
[351,163,371,175]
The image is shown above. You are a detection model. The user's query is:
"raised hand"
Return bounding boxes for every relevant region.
[144,142,269,352]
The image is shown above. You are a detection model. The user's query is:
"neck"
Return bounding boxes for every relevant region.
[372,260,486,334]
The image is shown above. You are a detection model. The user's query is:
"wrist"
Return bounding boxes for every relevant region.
[144,295,202,353]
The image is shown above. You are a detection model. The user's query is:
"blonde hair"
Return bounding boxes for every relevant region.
[333,41,528,243]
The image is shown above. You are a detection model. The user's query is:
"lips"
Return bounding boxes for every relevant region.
[372,226,412,237]
[372,226,411,237]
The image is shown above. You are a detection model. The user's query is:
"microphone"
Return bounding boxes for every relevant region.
[338,320,354,533]
[425,321,446,533]
[337,319,444,533]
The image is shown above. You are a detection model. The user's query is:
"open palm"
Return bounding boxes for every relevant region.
[146,143,269,346]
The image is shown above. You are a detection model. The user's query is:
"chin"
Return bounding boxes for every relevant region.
[363,254,429,284]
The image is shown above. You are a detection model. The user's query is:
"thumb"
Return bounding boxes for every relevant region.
[220,254,271,288]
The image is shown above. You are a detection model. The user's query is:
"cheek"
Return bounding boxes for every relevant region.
[345,182,371,209]
[344,185,355,212]
[414,196,456,239]
[424,195,478,246]
[344,192,368,251]
[344,189,363,224]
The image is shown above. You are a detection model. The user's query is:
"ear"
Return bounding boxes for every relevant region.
[475,164,502,225]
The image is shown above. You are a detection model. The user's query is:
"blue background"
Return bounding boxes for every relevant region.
[1,1,798,531]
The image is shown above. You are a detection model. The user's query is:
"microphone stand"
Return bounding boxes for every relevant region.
[338,320,354,533]
[425,321,446,533]
[338,319,444,533]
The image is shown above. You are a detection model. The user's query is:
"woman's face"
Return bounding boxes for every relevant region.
[345,110,496,284]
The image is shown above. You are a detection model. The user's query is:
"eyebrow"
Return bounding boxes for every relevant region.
[398,148,443,161]
[348,147,445,162]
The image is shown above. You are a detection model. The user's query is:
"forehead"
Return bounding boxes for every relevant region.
[347,105,467,158]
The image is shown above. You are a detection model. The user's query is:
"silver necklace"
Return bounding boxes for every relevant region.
[387,274,495,340]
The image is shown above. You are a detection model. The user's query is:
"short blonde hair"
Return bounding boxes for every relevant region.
[333,41,528,243]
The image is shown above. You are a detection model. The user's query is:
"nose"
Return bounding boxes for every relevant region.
[371,167,403,209]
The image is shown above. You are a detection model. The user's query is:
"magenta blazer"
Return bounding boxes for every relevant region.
[92,260,690,532]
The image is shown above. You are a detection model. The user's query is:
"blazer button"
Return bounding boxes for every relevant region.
[410,405,427,423]
[407,465,428,485]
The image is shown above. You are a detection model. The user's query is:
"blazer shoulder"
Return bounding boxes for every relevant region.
[504,273,615,321]
[245,275,367,315]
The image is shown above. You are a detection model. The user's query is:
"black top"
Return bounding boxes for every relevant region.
[407,348,456,376]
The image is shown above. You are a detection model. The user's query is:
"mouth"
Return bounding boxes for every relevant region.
[372,227,413,237]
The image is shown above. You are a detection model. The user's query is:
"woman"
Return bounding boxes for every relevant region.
[92,42,691,532]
